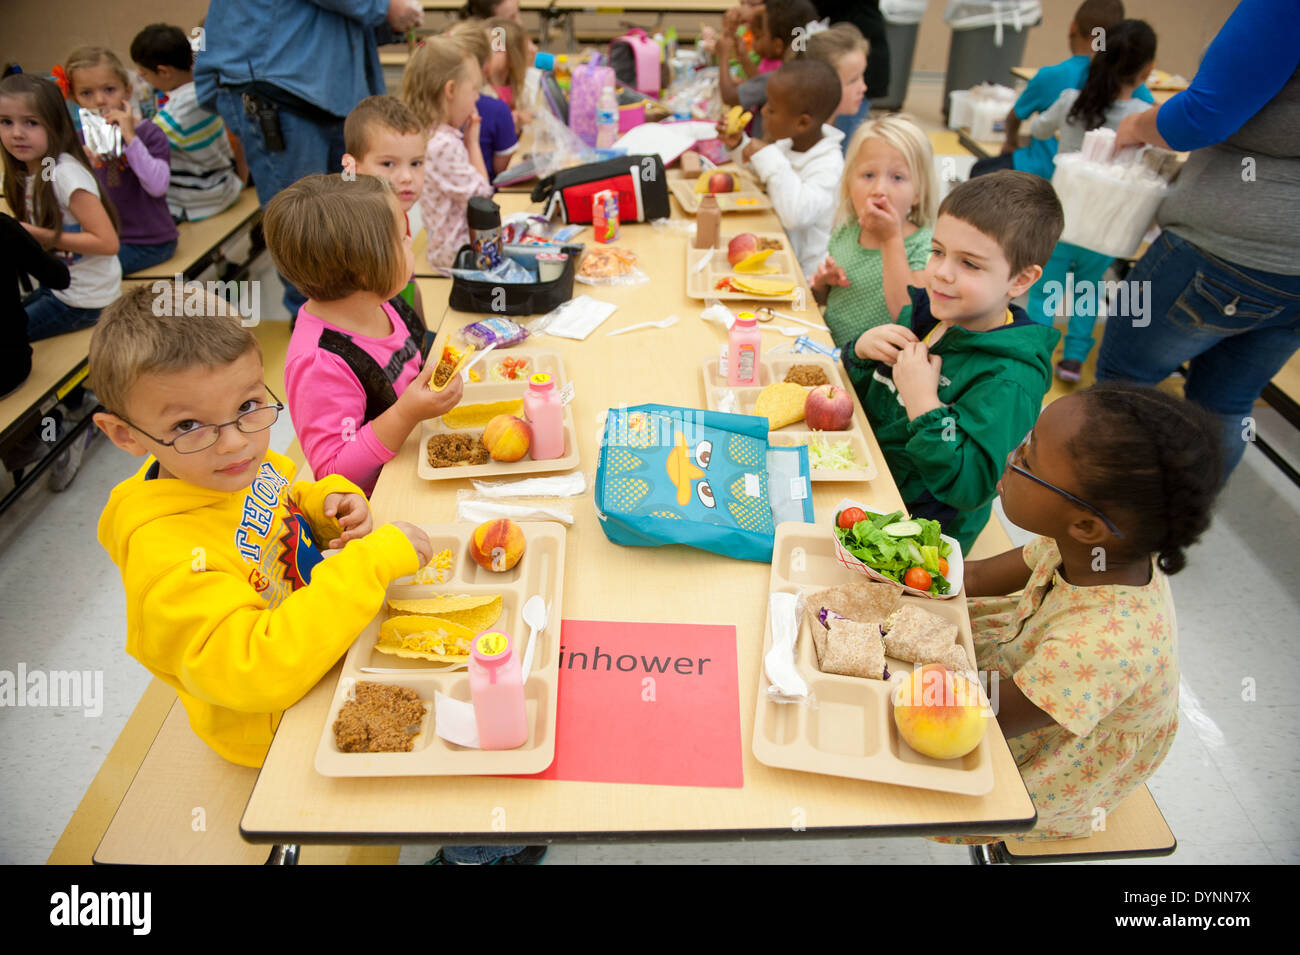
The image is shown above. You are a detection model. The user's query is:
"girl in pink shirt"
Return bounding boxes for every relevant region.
[402,36,495,270]
[265,174,463,495]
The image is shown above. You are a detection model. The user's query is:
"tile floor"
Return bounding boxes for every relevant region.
[2,76,1297,865]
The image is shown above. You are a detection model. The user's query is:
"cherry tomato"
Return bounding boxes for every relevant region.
[838,507,867,530]
[904,567,932,591]
[938,558,949,577]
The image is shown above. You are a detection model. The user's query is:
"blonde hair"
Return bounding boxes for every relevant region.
[64,46,132,93]
[402,36,476,130]
[446,18,492,68]
[89,284,260,416]
[803,22,869,71]
[486,16,527,102]
[836,113,937,231]
[263,174,407,303]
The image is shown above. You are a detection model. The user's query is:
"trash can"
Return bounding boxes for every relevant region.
[942,0,1041,122]
[875,0,929,111]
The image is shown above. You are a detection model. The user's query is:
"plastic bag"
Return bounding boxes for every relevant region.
[766,591,815,705]
[446,257,537,284]
[470,471,588,498]
[456,494,575,525]
[530,106,601,182]
[575,246,649,286]
[662,65,722,122]
[459,316,529,349]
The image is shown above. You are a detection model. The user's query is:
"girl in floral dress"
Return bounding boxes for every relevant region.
[939,382,1221,843]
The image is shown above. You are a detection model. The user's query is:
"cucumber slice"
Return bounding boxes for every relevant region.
[906,542,923,565]
[883,520,923,538]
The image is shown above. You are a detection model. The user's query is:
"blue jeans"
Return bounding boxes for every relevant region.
[439,844,525,864]
[833,97,872,155]
[118,239,178,277]
[24,288,101,342]
[212,86,346,315]
[1026,240,1116,362]
[1095,230,1300,479]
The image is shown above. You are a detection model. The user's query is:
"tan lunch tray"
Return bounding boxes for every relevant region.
[314,520,566,777]
[700,355,878,483]
[667,166,772,214]
[417,348,580,481]
[751,522,994,795]
[684,232,800,304]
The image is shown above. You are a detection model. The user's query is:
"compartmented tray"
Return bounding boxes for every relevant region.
[751,522,994,795]
[684,232,800,304]
[314,521,566,777]
[700,354,878,483]
[667,166,771,214]
[417,348,580,481]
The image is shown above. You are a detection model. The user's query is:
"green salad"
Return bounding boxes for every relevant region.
[834,508,954,595]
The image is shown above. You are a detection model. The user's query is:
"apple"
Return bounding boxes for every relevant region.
[482,414,531,462]
[804,385,853,431]
[892,664,988,760]
[708,172,736,194]
[727,232,759,266]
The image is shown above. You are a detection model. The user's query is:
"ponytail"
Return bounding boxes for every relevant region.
[1067,19,1157,132]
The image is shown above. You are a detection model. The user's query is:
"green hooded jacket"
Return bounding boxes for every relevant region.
[844,288,1060,553]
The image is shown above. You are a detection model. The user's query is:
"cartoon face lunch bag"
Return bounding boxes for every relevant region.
[594,404,814,563]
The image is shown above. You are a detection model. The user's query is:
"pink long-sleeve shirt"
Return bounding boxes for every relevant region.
[419,124,494,269]
[284,302,424,496]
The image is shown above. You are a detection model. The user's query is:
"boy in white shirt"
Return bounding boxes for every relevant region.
[718,58,845,281]
[131,23,248,222]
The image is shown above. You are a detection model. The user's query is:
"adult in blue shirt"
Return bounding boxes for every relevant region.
[1095,0,1300,481]
[195,0,424,314]
[970,0,1153,178]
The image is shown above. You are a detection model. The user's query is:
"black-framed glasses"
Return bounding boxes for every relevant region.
[118,385,285,454]
[1006,435,1125,539]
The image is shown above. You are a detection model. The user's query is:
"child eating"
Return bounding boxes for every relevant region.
[717,0,817,140]
[845,171,1064,552]
[719,58,845,281]
[92,284,434,767]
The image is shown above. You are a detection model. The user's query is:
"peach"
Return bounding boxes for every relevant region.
[469,519,526,572]
[727,232,759,266]
[892,664,989,760]
[482,414,531,462]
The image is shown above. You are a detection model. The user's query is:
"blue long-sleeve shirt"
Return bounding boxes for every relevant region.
[194,0,398,118]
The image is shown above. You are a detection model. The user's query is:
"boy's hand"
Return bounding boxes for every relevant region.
[893,342,943,411]
[859,195,901,244]
[854,323,918,364]
[715,119,744,149]
[392,520,433,567]
[741,136,768,162]
[811,255,850,292]
[323,492,373,548]
[103,105,136,144]
[397,359,466,422]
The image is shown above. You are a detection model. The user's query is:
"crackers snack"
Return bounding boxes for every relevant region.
[578,246,638,280]
[754,382,807,430]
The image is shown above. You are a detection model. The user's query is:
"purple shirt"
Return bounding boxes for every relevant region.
[477,94,518,172]
[91,119,178,245]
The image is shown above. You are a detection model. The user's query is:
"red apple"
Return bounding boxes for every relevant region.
[804,385,853,431]
[727,232,759,266]
[708,172,736,194]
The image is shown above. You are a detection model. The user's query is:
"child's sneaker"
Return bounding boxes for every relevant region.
[1055,359,1083,383]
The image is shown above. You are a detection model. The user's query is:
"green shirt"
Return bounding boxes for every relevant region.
[824,223,934,361]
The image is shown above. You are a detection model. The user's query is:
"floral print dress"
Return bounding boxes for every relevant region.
[936,536,1179,844]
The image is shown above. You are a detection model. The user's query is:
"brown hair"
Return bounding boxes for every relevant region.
[64,46,132,93]
[402,36,477,130]
[446,18,492,68]
[0,73,121,246]
[485,16,527,102]
[89,283,260,416]
[937,170,1063,275]
[802,22,869,72]
[1074,0,1126,39]
[263,173,407,302]
[344,94,424,157]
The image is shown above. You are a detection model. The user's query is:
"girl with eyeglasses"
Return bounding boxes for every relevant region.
[935,382,1221,845]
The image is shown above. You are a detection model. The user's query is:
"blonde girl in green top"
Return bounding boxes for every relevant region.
[811,114,937,359]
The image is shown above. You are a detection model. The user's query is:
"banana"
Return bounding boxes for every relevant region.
[724,105,753,136]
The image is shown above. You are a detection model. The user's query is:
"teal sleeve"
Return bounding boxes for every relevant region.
[903,378,1039,512]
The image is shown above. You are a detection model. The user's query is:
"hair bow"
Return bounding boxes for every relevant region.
[51,64,70,97]
[805,18,830,37]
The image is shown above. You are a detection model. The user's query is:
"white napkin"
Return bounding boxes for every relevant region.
[533,295,618,340]
[764,592,811,703]
[470,472,587,498]
[434,691,480,748]
[457,499,575,525]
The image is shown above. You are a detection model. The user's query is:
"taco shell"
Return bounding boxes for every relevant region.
[754,382,807,430]
[377,614,479,661]
[387,594,503,633]
[730,276,796,296]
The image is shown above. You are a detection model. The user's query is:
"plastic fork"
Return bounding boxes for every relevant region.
[606,314,680,336]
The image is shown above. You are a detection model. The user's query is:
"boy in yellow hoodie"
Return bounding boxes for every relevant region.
[92,283,432,767]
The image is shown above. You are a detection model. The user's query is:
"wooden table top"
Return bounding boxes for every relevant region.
[241,191,1037,844]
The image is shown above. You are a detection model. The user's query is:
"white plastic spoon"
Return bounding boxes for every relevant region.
[520,594,548,682]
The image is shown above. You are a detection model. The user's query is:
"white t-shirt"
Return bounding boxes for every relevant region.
[25,153,122,308]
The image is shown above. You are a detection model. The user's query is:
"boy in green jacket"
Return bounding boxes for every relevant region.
[843,171,1064,552]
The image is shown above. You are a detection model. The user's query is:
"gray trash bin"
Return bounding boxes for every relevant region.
[941,0,1041,121]
[876,0,929,111]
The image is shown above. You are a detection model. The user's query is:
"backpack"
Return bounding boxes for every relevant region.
[610,29,663,97]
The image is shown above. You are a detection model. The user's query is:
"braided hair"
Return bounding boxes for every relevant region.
[1068,383,1221,575]
[1068,19,1157,132]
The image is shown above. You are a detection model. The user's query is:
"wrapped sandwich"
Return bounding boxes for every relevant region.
[881,605,973,673]
[802,580,902,679]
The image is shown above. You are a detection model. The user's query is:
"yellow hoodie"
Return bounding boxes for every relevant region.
[97,449,419,767]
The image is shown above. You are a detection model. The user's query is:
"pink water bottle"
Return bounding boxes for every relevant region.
[469,631,528,750]
[727,311,762,386]
[523,372,565,459]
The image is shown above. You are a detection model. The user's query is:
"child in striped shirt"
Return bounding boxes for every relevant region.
[131,23,247,222]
